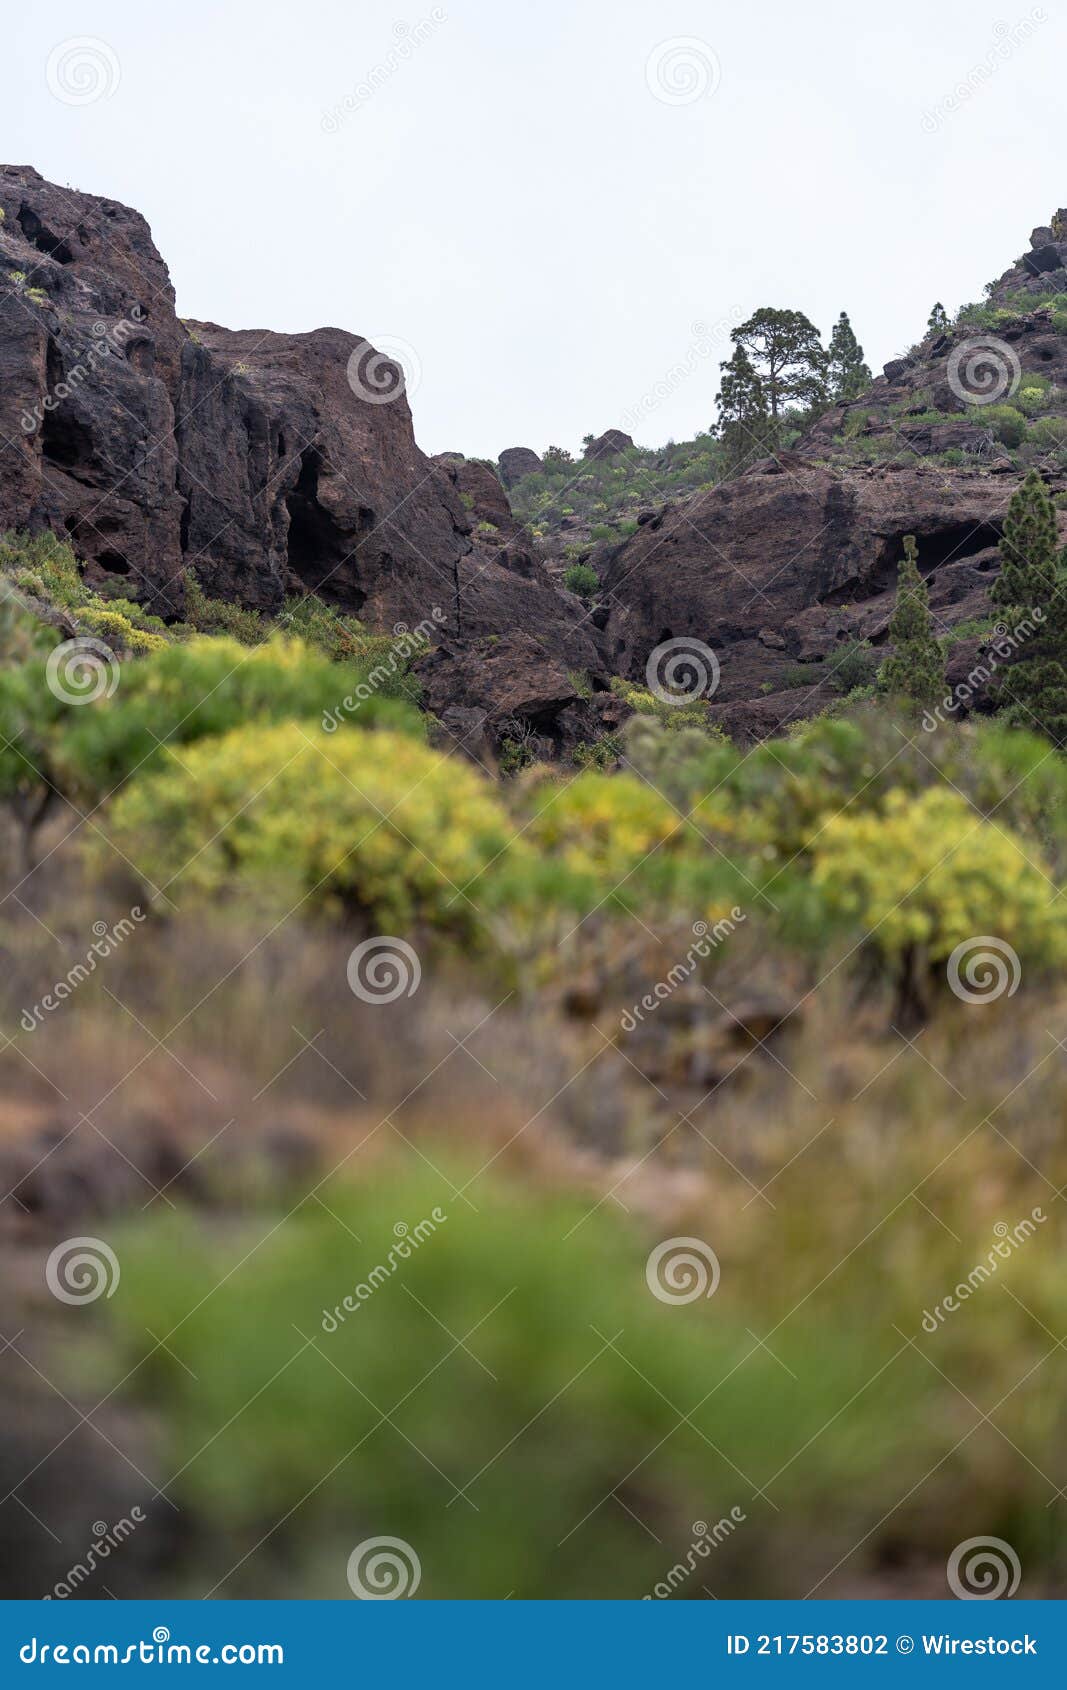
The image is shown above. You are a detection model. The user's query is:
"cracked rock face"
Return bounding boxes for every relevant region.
[0,164,602,729]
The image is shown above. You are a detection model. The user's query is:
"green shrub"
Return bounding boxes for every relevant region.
[981,404,1027,448]
[183,570,266,644]
[76,607,168,654]
[829,638,877,695]
[563,563,599,597]
[58,634,422,799]
[810,786,1067,1009]
[1027,416,1067,449]
[95,721,513,930]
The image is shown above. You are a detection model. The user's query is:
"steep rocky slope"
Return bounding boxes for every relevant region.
[598,215,1067,736]
[0,165,602,736]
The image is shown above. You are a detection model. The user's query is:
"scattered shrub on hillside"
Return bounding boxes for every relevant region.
[58,634,423,800]
[810,786,1067,1018]
[563,563,599,597]
[95,722,514,932]
[183,569,266,644]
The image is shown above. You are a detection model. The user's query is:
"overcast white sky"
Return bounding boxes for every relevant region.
[9,0,1066,458]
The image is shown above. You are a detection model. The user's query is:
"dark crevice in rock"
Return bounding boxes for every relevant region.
[17,204,73,264]
[284,446,364,609]
[96,550,130,576]
[824,522,1003,605]
[40,350,95,473]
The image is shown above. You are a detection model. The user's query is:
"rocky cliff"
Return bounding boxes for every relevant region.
[0,164,602,738]
[596,214,1067,735]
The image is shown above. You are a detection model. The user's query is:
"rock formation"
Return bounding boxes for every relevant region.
[496,446,543,488]
[0,164,602,743]
[600,227,1067,737]
[583,429,635,460]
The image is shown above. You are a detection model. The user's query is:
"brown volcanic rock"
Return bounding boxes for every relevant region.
[583,429,635,460]
[0,165,602,729]
[496,446,543,488]
[431,452,523,538]
[0,165,186,608]
[600,459,1021,704]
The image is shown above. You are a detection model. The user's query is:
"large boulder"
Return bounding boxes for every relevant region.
[496,446,543,488]
[583,429,635,460]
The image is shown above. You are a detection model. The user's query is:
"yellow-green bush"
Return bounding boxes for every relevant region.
[96,721,516,930]
[76,606,168,654]
[810,787,1067,973]
[520,769,683,880]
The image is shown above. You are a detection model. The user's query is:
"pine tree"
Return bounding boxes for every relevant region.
[927,302,950,335]
[714,344,772,473]
[991,470,1067,744]
[729,308,827,437]
[827,311,872,401]
[879,536,946,708]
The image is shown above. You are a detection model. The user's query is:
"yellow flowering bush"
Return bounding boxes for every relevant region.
[76,607,168,654]
[520,771,684,880]
[811,787,1067,972]
[96,722,517,932]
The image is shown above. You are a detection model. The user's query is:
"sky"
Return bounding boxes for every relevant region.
[9,0,1066,459]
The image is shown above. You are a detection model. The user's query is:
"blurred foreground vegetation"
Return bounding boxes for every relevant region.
[1,531,1066,1598]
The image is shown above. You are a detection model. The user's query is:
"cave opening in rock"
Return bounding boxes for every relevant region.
[40,402,95,474]
[883,522,1003,578]
[285,447,365,609]
[17,205,74,264]
[96,550,131,576]
[828,521,1004,605]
